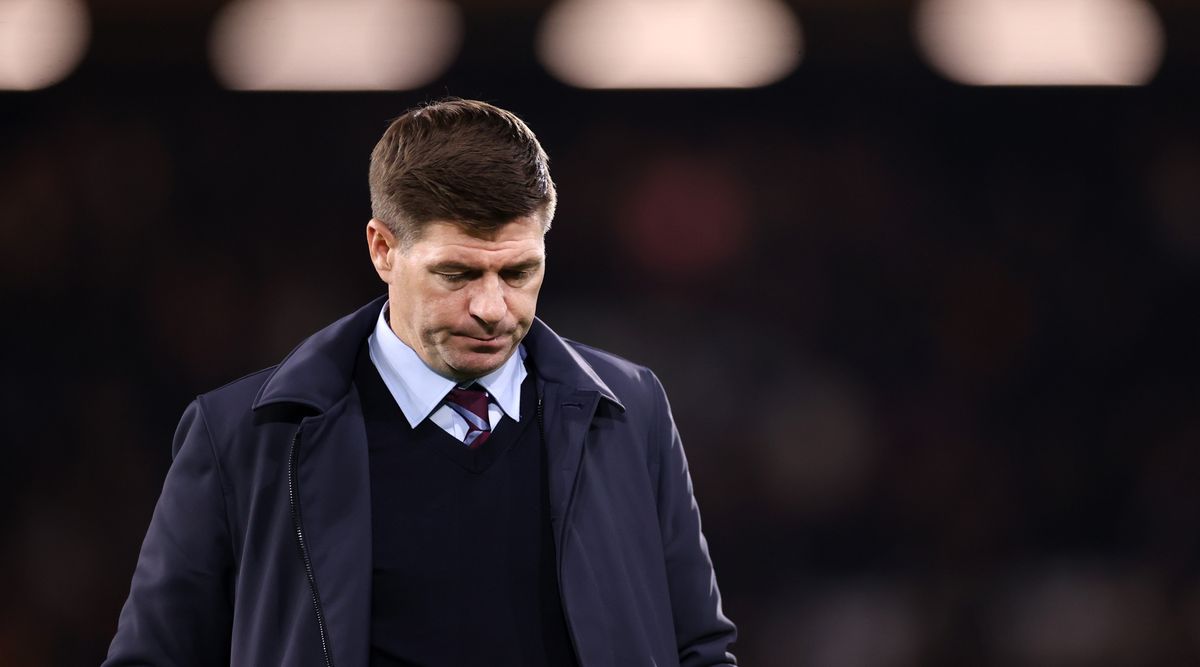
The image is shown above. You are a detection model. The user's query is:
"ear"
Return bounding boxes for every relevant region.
[366,219,398,281]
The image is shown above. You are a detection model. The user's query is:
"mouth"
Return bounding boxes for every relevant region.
[457,332,510,345]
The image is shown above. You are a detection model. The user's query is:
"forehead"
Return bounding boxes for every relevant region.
[411,218,546,264]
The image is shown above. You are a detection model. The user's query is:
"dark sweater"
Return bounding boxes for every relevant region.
[355,345,577,667]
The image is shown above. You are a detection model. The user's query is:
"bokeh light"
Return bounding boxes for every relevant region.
[915,0,1164,86]
[0,0,89,91]
[537,0,802,89]
[209,0,461,91]
[615,153,753,278]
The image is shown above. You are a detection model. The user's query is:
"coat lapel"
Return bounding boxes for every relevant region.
[294,396,372,667]
[524,319,624,552]
[253,297,382,667]
[540,380,601,542]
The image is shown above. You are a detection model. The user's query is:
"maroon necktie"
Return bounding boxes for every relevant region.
[444,384,491,448]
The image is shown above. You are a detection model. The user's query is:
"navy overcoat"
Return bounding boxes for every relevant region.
[105,297,737,666]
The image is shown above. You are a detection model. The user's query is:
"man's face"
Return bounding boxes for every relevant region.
[368,216,546,382]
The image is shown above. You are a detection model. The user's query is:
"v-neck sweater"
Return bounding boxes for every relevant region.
[355,343,577,667]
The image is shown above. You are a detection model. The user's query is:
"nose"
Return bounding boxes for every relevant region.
[468,274,507,327]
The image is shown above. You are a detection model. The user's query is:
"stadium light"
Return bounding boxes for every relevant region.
[537,0,802,89]
[0,0,89,90]
[915,0,1164,86]
[209,0,461,91]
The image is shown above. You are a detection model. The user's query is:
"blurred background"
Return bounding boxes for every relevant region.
[3,0,1200,664]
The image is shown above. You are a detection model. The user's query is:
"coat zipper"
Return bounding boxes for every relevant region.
[540,394,585,664]
[288,427,335,667]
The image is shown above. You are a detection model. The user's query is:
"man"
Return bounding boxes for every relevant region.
[105,99,737,666]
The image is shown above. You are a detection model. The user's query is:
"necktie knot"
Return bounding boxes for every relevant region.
[444,384,491,448]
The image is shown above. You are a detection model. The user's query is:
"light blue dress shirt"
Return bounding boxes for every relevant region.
[366,304,526,443]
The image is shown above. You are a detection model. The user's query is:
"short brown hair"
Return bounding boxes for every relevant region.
[368,99,557,247]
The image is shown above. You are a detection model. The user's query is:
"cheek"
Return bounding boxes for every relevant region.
[426,293,471,330]
[511,287,540,321]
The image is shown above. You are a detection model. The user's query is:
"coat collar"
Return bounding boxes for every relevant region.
[252,295,624,413]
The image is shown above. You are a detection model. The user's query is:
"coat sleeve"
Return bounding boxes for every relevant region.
[647,372,738,666]
[104,399,234,667]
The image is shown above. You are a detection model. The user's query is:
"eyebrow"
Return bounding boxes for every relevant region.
[429,259,543,273]
[501,260,544,272]
[429,262,475,273]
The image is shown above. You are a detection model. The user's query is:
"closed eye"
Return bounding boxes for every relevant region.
[502,267,541,285]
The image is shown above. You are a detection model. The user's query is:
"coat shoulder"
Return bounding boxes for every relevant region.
[561,338,663,402]
[197,366,277,411]
[188,366,283,445]
[563,338,646,370]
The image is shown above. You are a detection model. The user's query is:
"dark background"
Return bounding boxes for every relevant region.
[3,0,1200,664]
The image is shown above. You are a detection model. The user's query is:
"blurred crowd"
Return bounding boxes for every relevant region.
[2,82,1199,666]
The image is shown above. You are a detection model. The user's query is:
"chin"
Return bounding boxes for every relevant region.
[450,350,513,378]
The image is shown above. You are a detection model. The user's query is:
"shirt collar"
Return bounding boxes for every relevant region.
[366,303,526,428]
